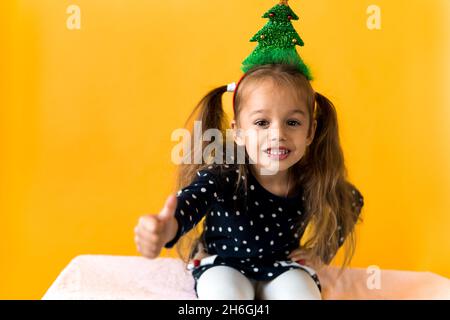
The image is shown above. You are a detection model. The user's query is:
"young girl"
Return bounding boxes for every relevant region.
[134,63,364,300]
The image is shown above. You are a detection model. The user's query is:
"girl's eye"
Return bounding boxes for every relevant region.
[254,120,269,127]
[287,120,301,126]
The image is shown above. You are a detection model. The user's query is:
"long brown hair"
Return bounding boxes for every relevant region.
[172,64,363,274]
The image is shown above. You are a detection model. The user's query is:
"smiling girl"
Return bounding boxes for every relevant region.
[134,63,364,299]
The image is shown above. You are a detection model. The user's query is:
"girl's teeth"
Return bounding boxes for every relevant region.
[267,150,289,155]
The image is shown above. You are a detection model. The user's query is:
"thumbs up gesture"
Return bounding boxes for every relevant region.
[134,194,179,259]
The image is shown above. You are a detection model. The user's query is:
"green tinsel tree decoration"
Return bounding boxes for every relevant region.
[241,0,312,80]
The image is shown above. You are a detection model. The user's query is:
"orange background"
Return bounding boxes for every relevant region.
[1,0,449,299]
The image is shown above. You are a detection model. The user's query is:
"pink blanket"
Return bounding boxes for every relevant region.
[42,255,450,300]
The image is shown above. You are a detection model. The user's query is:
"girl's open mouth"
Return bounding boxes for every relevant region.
[263,147,291,160]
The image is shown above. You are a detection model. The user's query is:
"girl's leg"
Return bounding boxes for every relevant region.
[196,266,256,300]
[256,269,322,300]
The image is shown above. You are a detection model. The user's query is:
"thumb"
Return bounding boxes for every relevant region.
[158,194,177,222]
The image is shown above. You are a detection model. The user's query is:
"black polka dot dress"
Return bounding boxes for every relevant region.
[164,165,364,298]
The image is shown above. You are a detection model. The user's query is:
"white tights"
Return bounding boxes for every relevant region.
[196,266,322,300]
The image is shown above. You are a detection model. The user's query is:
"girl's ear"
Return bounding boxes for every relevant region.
[306,120,317,147]
[231,119,245,146]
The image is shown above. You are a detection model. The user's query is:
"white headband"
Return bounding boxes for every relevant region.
[227,82,236,92]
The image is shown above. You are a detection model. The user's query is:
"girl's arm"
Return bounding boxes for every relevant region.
[164,169,221,248]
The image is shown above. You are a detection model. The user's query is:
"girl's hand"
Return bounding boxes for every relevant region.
[190,241,210,261]
[134,194,179,259]
[287,247,322,270]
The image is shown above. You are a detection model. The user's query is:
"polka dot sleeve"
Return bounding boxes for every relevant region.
[337,186,364,248]
[164,169,221,249]
[351,187,364,216]
[324,186,364,264]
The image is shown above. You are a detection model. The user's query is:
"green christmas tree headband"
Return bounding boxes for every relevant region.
[230,0,312,114]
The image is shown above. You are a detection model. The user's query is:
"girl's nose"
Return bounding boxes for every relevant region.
[269,125,287,142]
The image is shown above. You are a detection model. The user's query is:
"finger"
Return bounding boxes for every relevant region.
[137,233,162,249]
[135,229,161,244]
[138,215,161,233]
[138,240,154,254]
[134,225,142,237]
[287,249,304,259]
[289,255,307,262]
[135,237,145,255]
[140,243,160,258]
[158,194,178,222]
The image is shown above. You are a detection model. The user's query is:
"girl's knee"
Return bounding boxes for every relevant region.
[196,266,255,300]
[258,269,322,300]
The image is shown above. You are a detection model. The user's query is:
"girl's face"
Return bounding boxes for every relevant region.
[231,78,317,175]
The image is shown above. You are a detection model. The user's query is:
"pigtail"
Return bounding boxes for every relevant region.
[176,85,230,190]
[173,85,230,264]
[297,92,362,273]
